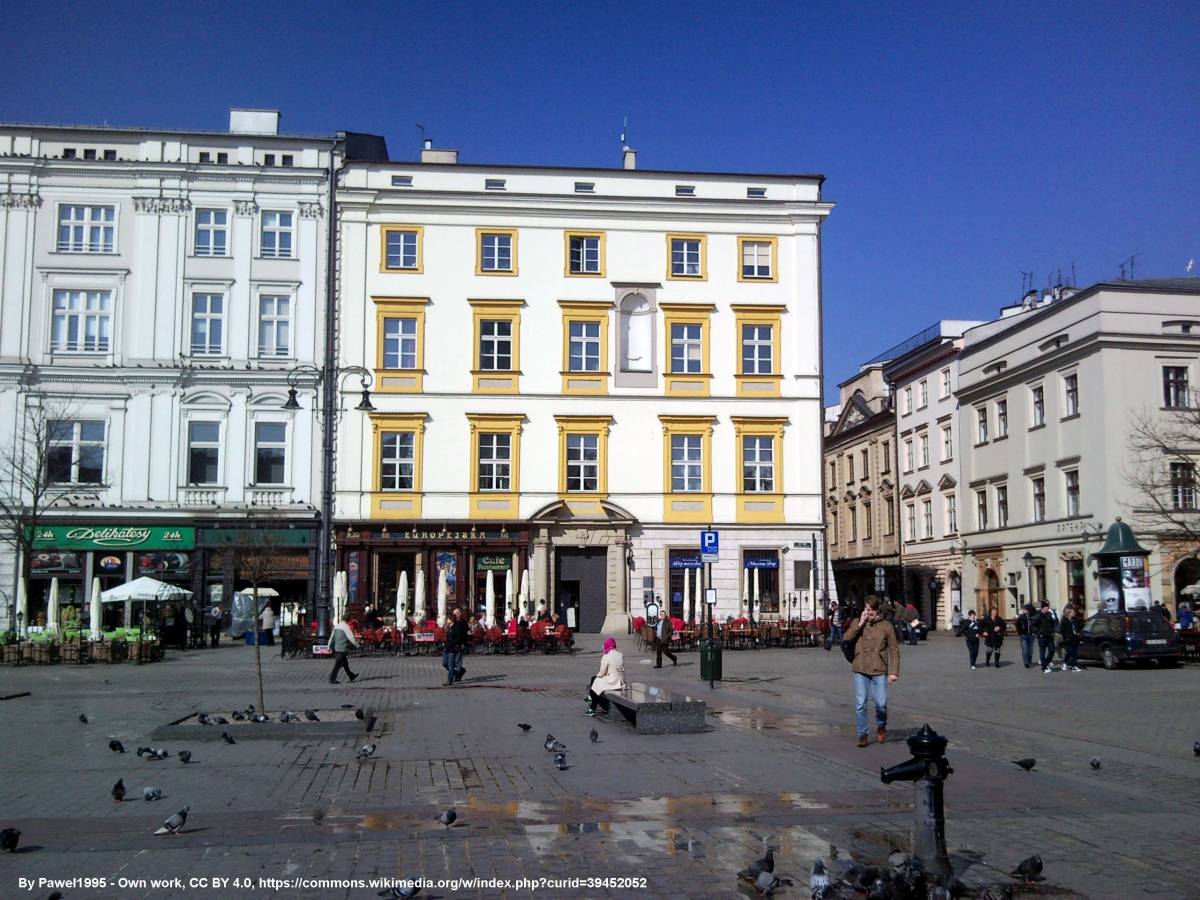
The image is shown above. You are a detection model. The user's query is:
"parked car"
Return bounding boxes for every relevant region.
[1078,610,1181,669]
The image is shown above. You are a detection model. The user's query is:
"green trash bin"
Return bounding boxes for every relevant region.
[700,639,723,681]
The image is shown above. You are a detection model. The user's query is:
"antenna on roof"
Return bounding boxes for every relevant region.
[1071,262,1077,286]
[1118,253,1140,280]
[416,123,425,148]
[620,115,628,149]
[1020,271,1033,295]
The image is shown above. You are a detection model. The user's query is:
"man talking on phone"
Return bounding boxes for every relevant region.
[841,595,901,748]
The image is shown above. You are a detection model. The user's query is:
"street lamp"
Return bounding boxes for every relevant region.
[281,363,377,640]
[1023,551,1034,607]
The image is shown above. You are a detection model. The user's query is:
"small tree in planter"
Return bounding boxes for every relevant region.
[231,529,282,714]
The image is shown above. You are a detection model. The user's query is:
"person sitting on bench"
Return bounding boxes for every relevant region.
[587,637,625,717]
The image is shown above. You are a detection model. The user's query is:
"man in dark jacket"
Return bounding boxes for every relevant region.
[1035,600,1058,673]
[1059,606,1083,671]
[843,596,901,748]
[1016,604,1035,668]
[962,609,981,669]
[443,608,470,686]
[654,609,677,668]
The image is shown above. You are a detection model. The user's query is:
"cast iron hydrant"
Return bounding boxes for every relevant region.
[880,723,953,880]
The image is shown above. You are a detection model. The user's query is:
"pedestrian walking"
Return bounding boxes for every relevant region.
[653,609,677,668]
[1060,606,1083,671]
[824,600,843,651]
[587,637,625,717]
[898,601,919,645]
[981,606,1005,667]
[1035,600,1058,672]
[443,608,469,685]
[962,609,981,669]
[1157,601,1172,623]
[842,596,900,748]
[327,617,359,684]
[258,603,276,646]
[209,605,223,648]
[1178,602,1194,631]
[950,605,963,637]
[1017,604,1036,668]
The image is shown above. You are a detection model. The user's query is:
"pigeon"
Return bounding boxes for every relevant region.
[79,713,89,724]
[546,739,566,752]
[279,711,292,723]
[978,885,1014,900]
[357,743,377,761]
[810,859,831,896]
[247,704,255,713]
[221,731,236,744]
[738,847,776,881]
[198,713,211,725]
[143,787,163,801]
[589,728,598,744]
[154,806,189,835]
[109,739,125,753]
[211,716,229,725]
[517,723,531,733]
[178,750,192,765]
[341,703,353,709]
[437,808,456,828]
[377,885,420,898]
[1089,757,1101,769]
[305,710,320,722]
[1193,741,1199,757]
[0,828,20,852]
[1011,854,1043,882]
[754,870,791,896]
[927,886,951,900]
[252,713,269,723]
[1012,758,1036,772]
[112,778,125,802]
[137,747,149,757]
[864,878,894,900]
[544,734,557,750]
[554,752,568,770]
[232,711,246,721]
[355,708,365,720]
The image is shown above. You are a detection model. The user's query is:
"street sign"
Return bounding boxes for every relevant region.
[705,588,717,605]
[700,530,719,563]
[874,566,886,592]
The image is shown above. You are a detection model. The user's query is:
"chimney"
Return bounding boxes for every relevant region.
[420,139,458,164]
[623,147,637,170]
[1022,289,1038,309]
[229,108,280,135]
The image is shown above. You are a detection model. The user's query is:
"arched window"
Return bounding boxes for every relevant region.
[619,292,653,372]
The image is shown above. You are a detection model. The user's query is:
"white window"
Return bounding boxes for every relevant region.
[257,295,291,357]
[905,502,916,541]
[380,431,415,491]
[479,320,513,371]
[480,232,513,272]
[253,422,287,484]
[976,405,989,444]
[568,320,601,372]
[671,434,703,491]
[996,398,1008,437]
[382,317,417,369]
[384,230,419,269]
[1065,469,1080,517]
[945,493,958,533]
[194,209,228,256]
[849,504,858,540]
[1064,373,1079,417]
[187,421,220,484]
[742,435,774,492]
[976,489,988,530]
[918,379,928,408]
[741,324,773,374]
[940,367,951,398]
[478,433,511,491]
[863,502,873,539]
[1171,462,1196,510]
[1032,476,1046,522]
[741,240,772,278]
[918,432,929,468]
[903,438,913,472]
[568,235,601,274]
[57,204,115,253]
[1031,385,1045,427]
[1164,366,1190,408]
[260,211,294,259]
[565,434,599,492]
[941,423,953,461]
[670,238,701,276]
[47,420,105,484]
[190,293,224,356]
[670,323,702,373]
[50,289,112,353]
[902,386,912,415]
[921,498,933,539]
[996,484,1009,528]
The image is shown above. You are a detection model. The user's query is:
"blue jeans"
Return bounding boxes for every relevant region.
[853,672,888,737]
[824,624,843,651]
[1019,634,1034,667]
[442,649,464,682]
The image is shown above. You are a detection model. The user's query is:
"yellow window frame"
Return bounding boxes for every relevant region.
[379,225,425,273]
[555,415,613,501]
[475,227,519,276]
[466,413,524,520]
[558,299,612,395]
[372,297,428,393]
[661,302,715,397]
[659,415,715,523]
[469,299,523,394]
[369,412,427,519]
[665,232,708,280]
[736,235,779,283]
[732,304,785,397]
[732,416,787,523]
[563,230,607,277]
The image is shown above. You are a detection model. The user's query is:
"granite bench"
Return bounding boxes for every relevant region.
[606,682,706,734]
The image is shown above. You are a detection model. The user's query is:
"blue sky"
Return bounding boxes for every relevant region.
[4,1,1196,401]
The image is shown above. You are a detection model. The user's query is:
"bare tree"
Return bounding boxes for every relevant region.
[231,528,283,713]
[1125,401,1200,551]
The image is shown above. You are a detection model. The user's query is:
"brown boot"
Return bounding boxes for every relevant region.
[877,727,887,744]
[857,735,869,748]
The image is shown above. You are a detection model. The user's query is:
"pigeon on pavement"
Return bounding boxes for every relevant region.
[178,750,192,764]
[554,752,568,770]
[810,859,831,896]
[211,716,228,725]
[341,704,354,709]
[1090,757,1101,769]
[154,806,189,836]
[1193,741,1199,757]
[232,711,246,721]
[305,710,320,722]
[221,731,236,744]
[1011,855,1043,882]
[753,870,791,896]
[109,739,125,753]
[79,713,89,724]
[589,728,599,744]
[143,787,163,801]
[251,713,270,723]
[377,884,420,898]
[355,708,365,720]
[198,714,211,725]
[978,885,1014,900]
[517,723,531,733]
[357,743,377,761]
[437,808,456,828]
[279,711,294,723]
[111,779,125,802]
[1012,758,1036,772]
[0,828,20,852]
[737,847,775,881]
[543,734,557,750]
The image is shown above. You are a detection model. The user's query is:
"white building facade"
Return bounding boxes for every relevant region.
[333,149,832,631]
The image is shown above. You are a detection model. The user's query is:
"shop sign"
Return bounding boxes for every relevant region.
[203,528,313,547]
[670,554,703,569]
[382,525,520,543]
[475,554,512,571]
[30,550,83,575]
[745,556,780,569]
[30,525,195,550]
[136,551,191,576]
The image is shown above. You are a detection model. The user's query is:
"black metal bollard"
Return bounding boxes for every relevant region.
[880,723,953,880]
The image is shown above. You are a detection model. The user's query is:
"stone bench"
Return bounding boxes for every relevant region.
[605,682,706,734]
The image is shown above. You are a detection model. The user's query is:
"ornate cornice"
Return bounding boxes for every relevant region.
[234,199,259,216]
[1,192,42,208]
[298,201,324,219]
[132,196,191,214]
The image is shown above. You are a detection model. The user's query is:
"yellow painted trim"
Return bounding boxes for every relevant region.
[665,232,708,281]
[466,413,524,519]
[563,230,607,277]
[558,301,612,395]
[475,227,519,276]
[732,416,787,524]
[736,235,779,283]
[732,303,785,398]
[554,415,613,500]
[372,297,429,394]
[369,412,427,519]
[659,415,715,523]
[379,225,425,274]
[661,302,715,397]
[469,299,523,394]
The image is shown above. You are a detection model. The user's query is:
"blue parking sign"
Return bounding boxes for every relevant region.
[700,530,719,562]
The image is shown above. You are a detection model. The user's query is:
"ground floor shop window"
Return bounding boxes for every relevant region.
[744,549,780,615]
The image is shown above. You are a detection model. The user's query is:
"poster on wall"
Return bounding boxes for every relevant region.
[436,551,457,598]
[1120,556,1152,609]
[1098,575,1121,612]
[348,552,360,600]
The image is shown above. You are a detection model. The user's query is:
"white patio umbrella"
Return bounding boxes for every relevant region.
[505,568,515,622]
[101,577,193,638]
[485,569,496,628]
[683,567,692,624]
[89,577,101,641]
[414,568,426,624]
[397,571,409,628]
[1181,582,1200,597]
[46,577,60,636]
[436,567,448,626]
[333,571,347,623]
[519,570,530,617]
[752,568,760,619]
[15,578,26,635]
[742,568,750,617]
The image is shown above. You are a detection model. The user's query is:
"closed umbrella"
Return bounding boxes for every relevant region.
[436,568,448,626]
[505,568,515,623]
[15,578,26,635]
[742,568,750,617]
[397,571,409,629]
[683,567,692,624]
[334,572,347,623]
[485,569,496,628]
[89,577,101,641]
[519,570,530,617]
[414,569,426,623]
[47,577,60,636]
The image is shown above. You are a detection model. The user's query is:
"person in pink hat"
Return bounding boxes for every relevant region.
[587,637,625,717]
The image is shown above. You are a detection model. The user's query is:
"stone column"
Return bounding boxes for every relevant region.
[532,533,550,610]
[601,539,629,634]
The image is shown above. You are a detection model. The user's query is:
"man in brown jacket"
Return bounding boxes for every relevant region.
[842,595,901,748]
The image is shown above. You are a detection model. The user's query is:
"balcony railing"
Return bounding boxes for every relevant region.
[180,487,227,507]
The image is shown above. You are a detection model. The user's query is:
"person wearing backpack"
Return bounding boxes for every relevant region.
[1035,600,1058,673]
[842,595,900,748]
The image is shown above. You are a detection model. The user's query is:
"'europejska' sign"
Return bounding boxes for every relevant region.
[29,525,196,550]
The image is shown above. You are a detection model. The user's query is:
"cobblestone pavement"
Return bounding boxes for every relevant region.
[1,633,1198,900]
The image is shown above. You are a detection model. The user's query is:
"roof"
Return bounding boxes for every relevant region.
[0,120,338,142]
[346,158,825,184]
